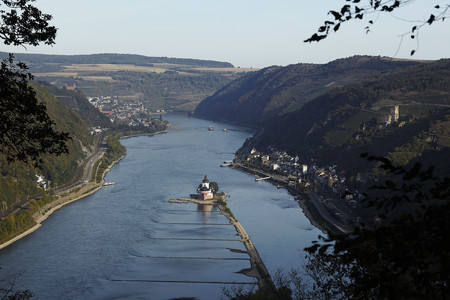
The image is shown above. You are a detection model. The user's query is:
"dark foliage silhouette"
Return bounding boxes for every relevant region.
[304,153,449,299]
[0,0,69,165]
[305,0,449,56]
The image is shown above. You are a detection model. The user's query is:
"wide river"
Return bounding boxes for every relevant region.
[0,113,321,299]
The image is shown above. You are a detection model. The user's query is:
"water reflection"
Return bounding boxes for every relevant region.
[197,204,214,216]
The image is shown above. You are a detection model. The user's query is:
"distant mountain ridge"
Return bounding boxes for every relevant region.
[0,51,245,112]
[256,60,449,145]
[0,52,234,68]
[194,56,421,126]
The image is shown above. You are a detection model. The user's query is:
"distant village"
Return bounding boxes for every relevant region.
[236,106,413,230]
[242,108,404,202]
[86,95,167,135]
[88,96,166,121]
[63,84,167,125]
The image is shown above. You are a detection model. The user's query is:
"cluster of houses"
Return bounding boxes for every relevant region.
[87,96,168,128]
[88,96,149,123]
[244,147,364,207]
[247,148,305,175]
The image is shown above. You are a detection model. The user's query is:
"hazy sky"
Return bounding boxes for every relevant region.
[2,0,449,68]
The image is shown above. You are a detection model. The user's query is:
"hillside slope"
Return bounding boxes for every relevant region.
[41,82,112,128]
[251,59,450,176]
[0,84,95,215]
[194,56,420,126]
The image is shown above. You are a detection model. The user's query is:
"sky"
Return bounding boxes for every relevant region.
[2,0,449,68]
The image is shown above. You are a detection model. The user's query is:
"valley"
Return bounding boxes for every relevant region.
[0,52,254,112]
[0,52,448,299]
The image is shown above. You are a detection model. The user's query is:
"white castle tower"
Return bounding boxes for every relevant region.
[197,175,214,200]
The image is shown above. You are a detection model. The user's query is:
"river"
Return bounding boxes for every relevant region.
[0,113,321,299]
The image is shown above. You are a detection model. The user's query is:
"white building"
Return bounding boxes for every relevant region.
[302,164,308,174]
[197,175,214,200]
[36,175,47,189]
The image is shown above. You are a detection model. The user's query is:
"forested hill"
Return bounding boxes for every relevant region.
[251,59,450,176]
[0,52,234,68]
[194,56,420,126]
[0,84,95,215]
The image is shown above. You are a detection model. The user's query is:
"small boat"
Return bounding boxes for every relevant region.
[103,181,115,186]
[223,128,227,132]
[255,176,270,181]
[208,125,214,131]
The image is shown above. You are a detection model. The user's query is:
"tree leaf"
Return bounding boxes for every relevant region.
[334,23,341,32]
[329,10,342,21]
[341,5,351,15]
[304,33,327,43]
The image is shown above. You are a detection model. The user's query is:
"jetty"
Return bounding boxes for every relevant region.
[217,196,274,289]
[167,175,275,290]
[168,199,188,203]
[168,192,274,290]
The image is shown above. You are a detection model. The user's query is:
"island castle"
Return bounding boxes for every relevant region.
[196,175,214,200]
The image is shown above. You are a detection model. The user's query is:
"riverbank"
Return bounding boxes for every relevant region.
[170,194,275,290]
[0,154,125,251]
[231,163,334,234]
[0,126,176,250]
[119,128,170,139]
